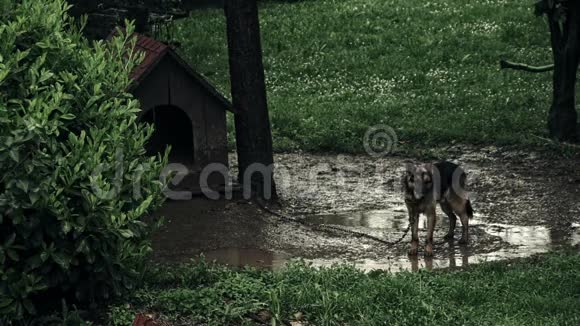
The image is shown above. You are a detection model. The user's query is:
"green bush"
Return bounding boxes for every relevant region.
[0,0,166,320]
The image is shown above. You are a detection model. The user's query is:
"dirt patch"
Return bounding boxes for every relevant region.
[151,147,580,271]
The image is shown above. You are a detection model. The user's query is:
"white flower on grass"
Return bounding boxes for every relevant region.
[464,21,501,35]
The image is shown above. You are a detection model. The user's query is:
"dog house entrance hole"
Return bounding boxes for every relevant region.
[141,105,194,165]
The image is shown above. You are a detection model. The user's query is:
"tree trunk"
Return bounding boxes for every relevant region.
[547,1,580,142]
[224,0,277,199]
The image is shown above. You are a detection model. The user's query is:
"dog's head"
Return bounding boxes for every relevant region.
[402,163,434,200]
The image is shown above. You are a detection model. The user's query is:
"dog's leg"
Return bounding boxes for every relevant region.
[440,201,457,240]
[410,256,419,271]
[448,195,470,245]
[458,212,469,245]
[448,241,457,268]
[425,205,436,257]
[424,256,434,271]
[407,204,420,256]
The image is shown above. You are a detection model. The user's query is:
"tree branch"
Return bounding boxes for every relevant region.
[499,59,555,73]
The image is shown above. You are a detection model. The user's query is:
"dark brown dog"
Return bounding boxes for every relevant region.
[401,161,474,256]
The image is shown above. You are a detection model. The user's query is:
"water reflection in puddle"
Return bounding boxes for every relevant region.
[305,209,408,229]
[302,210,580,271]
[197,210,580,272]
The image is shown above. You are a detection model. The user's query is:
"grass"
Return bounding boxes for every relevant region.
[97,252,580,325]
[170,0,573,153]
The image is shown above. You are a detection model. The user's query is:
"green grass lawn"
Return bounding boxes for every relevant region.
[172,0,564,152]
[101,253,580,325]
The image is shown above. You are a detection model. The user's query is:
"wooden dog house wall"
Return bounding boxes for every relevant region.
[127,33,233,193]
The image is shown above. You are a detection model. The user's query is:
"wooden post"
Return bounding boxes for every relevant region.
[224,0,277,199]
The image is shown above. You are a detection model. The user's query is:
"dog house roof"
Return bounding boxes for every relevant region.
[120,32,234,112]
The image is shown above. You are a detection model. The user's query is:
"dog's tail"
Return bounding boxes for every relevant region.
[466,199,474,218]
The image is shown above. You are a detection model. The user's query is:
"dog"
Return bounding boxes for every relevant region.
[401,161,473,256]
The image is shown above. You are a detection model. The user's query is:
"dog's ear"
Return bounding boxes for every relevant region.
[401,164,414,191]
[419,163,433,184]
[424,163,439,179]
[428,163,442,197]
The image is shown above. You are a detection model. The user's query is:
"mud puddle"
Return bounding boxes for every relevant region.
[152,150,580,272]
[192,211,580,272]
[199,248,291,269]
[300,210,580,271]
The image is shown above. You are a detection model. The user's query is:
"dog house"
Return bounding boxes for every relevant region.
[126,33,234,194]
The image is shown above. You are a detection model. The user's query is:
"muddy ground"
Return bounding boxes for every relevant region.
[151,146,580,271]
